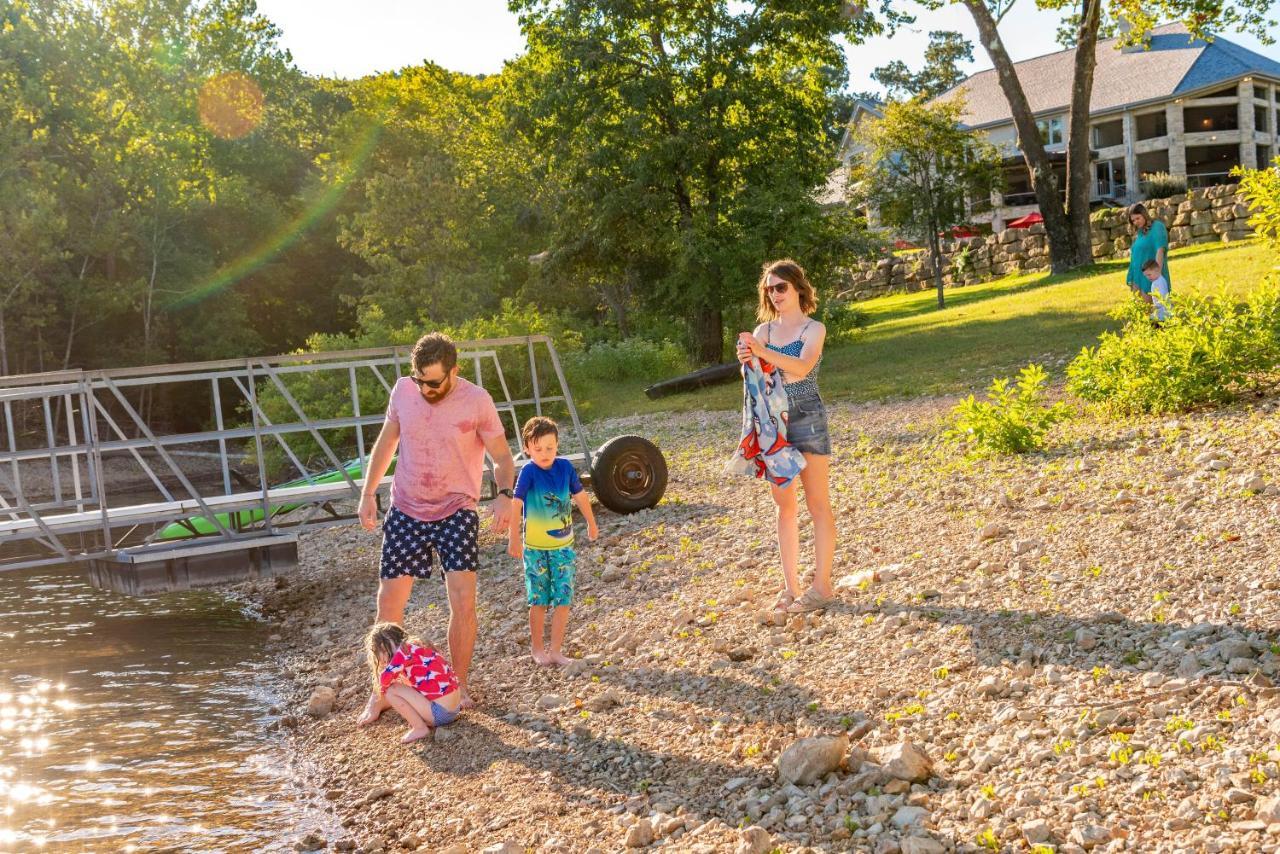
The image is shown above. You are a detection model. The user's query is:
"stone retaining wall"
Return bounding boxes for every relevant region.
[842,185,1256,301]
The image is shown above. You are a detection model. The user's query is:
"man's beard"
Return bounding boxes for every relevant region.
[423,378,453,402]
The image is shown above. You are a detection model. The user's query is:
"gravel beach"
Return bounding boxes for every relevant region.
[242,392,1280,854]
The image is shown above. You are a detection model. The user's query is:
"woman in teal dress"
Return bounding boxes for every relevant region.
[1126,202,1170,307]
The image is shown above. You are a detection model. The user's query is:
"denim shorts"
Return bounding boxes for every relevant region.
[787,394,831,456]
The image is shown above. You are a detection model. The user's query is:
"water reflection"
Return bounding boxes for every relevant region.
[0,569,326,852]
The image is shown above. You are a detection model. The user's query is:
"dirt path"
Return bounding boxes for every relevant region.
[242,393,1280,854]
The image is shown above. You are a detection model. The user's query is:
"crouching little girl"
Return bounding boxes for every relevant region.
[364,622,462,743]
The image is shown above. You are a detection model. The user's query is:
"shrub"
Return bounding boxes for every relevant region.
[1141,172,1188,199]
[1234,157,1280,251]
[947,363,1072,456]
[952,244,975,280]
[817,300,870,343]
[249,300,587,478]
[1066,282,1280,415]
[563,338,689,384]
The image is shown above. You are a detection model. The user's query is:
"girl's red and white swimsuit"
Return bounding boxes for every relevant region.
[379,642,459,701]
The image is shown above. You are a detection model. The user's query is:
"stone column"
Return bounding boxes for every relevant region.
[1165,101,1186,177]
[1240,79,1257,170]
[1122,111,1139,200]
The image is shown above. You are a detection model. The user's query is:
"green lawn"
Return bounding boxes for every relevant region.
[575,239,1277,421]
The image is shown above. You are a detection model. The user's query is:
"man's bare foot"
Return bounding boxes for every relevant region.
[531,649,552,666]
[460,690,476,710]
[357,695,384,727]
[548,651,572,667]
[401,725,433,744]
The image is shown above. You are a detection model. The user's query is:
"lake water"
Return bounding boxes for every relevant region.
[0,568,331,852]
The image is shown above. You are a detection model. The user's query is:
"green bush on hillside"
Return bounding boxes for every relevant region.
[248,300,592,478]
[563,338,689,384]
[947,363,1072,456]
[1235,157,1280,251]
[1141,172,1188,199]
[817,300,870,343]
[1066,283,1280,415]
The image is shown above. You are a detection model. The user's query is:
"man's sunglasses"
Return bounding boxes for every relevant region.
[409,375,448,390]
[765,282,791,295]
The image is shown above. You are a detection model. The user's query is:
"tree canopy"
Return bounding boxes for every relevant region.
[508,0,884,362]
[0,0,900,378]
[852,97,1000,308]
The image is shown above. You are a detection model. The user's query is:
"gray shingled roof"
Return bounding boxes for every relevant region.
[937,23,1280,128]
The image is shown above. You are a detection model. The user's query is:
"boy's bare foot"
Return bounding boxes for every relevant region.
[460,690,476,710]
[548,651,573,667]
[357,694,384,727]
[531,649,552,666]
[401,725,433,744]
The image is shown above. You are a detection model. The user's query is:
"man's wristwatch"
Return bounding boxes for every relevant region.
[498,488,514,499]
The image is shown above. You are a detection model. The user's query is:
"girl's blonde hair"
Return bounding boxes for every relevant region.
[756,258,817,322]
[365,622,423,686]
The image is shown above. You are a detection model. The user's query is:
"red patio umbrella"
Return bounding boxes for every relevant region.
[1005,212,1044,229]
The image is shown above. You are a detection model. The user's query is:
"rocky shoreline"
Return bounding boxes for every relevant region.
[240,393,1280,853]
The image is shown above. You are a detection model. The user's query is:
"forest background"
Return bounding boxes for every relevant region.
[0,0,899,403]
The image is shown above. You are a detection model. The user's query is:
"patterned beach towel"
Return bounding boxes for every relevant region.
[726,357,806,488]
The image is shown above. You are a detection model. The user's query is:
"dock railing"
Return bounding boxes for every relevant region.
[0,337,589,573]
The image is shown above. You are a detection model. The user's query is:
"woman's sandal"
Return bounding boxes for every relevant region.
[771,590,796,612]
[786,588,836,614]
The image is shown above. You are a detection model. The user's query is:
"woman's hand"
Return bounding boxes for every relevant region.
[738,332,764,358]
[735,335,753,364]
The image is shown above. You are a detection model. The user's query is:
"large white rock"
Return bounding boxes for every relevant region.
[880,741,933,783]
[900,837,946,854]
[891,806,929,829]
[1255,795,1280,823]
[1022,818,1051,844]
[736,826,773,854]
[1068,824,1112,849]
[305,686,335,718]
[776,734,849,785]
[625,818,654,848]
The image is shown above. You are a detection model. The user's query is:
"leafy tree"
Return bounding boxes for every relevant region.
[1235,156,1280,253]
[509,0,893,363]
[0,0,364,382]
[851,97,1000,307]
[871,30,974,100]
[925,0,1278,275]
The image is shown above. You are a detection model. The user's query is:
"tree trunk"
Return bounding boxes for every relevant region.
[693,302,723,365]
[1066,0,1103,262]
[962,0,1083,273]
[0,303,8,376]
[928,228,946,309]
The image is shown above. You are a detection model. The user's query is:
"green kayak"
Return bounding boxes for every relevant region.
[155,457,394,540]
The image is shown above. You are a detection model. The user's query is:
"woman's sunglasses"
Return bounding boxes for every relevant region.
[765,282,791,295]
[410,375,448,390]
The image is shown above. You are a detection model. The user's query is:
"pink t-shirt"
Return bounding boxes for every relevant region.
[385,377,506,522]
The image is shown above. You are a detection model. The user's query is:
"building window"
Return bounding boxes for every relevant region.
[1135,111,1167,140]
[1185,104,1239,133]
[1260,145,1275,169]
[1092,119,1124,148]
[1256,105,1270,134]
[1036,117,1064,146]
[1256,85,1268,100]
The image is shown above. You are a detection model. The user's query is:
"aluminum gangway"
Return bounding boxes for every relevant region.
[0,336,595,590]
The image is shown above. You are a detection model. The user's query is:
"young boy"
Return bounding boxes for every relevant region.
[1142,258,1172,324]
[508,416,598,666]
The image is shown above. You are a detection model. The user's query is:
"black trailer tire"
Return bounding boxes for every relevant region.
[591,435,668,513]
